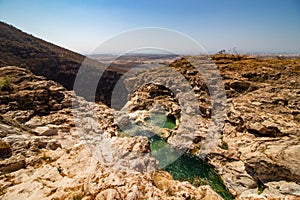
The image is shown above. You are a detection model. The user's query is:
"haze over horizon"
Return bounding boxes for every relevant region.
[0,0,300,55]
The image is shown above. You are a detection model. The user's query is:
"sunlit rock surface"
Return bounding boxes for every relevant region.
[1,53,300,199]
[0,66,222,199]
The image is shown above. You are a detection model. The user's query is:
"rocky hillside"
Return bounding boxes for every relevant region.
[0,21,125,105]
[0,21,87,89]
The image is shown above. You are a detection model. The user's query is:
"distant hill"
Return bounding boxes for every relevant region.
[0,21,92,90]
[0,21,124,105]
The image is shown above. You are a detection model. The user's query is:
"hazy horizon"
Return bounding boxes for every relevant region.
[1,0,300,55]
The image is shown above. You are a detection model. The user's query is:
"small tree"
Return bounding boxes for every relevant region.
[218,49,226,54]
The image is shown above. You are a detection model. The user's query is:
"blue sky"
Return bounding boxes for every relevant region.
[0,0,299,54]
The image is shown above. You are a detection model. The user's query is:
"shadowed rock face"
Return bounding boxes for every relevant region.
[0,21,127,106]
[0,66,67,115]
[0,21,84,90]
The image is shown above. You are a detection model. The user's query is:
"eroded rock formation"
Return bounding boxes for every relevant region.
[0,53,299,199]
[0,66,222,199]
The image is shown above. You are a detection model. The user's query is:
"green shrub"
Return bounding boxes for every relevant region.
[0,77,11,92]
[72,193,84,200]
[257,180,267,194]
[219,140,229,150]
[41,153,51,161]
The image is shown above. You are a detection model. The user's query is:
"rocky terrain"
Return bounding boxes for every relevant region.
[210,54,300,198]
[109,54,300,199]
[0,53,299,200]
[0,66,223,199]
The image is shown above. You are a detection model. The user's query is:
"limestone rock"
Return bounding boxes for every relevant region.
[3,110,34,123]
[34,125,59,136]
[0,55,299,199]
[0,156,25,172]
[0,129,7,138]
[95,188,120,200]
[46,140,62,150]
[0,66,69,115]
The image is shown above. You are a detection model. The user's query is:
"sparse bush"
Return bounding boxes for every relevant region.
[191,176,209,187]
[257,179,267,194]
[0,77,11,92]
[218,49,226,54]
[72,193,84,200]
[41,153,51,161]
[65,148,71,154]
[0,187,5,195]
[219,140,229,150]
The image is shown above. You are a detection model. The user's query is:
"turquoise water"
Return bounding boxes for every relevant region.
[149,135,234,200]
[120,112,233,200]
[164,153,233,200]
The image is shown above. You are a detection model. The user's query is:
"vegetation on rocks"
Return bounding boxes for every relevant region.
[0,77,11,92]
